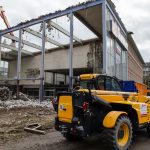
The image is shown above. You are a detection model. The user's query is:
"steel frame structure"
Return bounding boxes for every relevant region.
[0,0,127,101]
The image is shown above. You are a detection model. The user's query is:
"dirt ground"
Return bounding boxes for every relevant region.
[0,107,55,145]
[0,105,150,150]
[0,128,150,150]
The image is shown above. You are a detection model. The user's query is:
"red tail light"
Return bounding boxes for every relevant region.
[82,102,88,112]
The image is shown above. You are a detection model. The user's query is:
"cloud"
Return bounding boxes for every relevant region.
[1,0,87,26]
[112,0,150,62]
[1,0,149,62]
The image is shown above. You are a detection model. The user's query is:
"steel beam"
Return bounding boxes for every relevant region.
[106,1,127,36]
[126,51,128,80]
[0,77,41,81]
[39,21,46,102]
[4,34,42,50]
[1,43,33,56]
[49,21,82,44]
[0,0,103,36]
[74,13,102,39]
[16,29,22,98]
[24,28,64,48]
[102,0,107,74]
[1,51,15,60]
[69,13,73,90]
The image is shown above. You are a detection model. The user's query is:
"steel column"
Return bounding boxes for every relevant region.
[0,0,103,36]
[114,41,117,77]
[39,21,46,102]
[121,49,123,79]
[126,51,128,80]
[0,36,2,64]
[69,13,73,91]
[102,0,107,74]
[16,29,23,98]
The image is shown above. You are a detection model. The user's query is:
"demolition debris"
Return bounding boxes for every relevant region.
[0,99,53,109]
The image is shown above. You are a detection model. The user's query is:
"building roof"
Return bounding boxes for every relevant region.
[0,0,145,65]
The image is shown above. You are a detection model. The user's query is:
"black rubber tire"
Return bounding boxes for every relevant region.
[103,115,133,150]
[64,133,75,141]
[146,124,150,137]
[64,133,82,141]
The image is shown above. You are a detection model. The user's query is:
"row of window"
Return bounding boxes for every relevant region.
[0,61,8,78]
[106,7,127,80]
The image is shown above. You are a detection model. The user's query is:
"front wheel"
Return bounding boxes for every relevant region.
[103,115,133,150]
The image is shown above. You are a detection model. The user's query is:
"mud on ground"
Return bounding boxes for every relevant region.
[0,107,55,145]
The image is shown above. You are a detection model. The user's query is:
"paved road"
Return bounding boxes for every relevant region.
[1,129,150,150]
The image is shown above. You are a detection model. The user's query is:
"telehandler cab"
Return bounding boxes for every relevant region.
[53,74,150,150]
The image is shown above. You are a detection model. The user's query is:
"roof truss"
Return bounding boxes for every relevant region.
[24,28,65,48]
[49,21,82,44]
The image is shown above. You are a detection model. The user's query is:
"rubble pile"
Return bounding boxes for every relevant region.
[0,87,9,101]
[0,99,53,110]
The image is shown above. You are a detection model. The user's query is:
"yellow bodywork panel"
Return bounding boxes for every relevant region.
[78,89,150,126]
[80,74,98,80]
[131,103,149,124]
[58,96,73,123]
[103,111,127,128]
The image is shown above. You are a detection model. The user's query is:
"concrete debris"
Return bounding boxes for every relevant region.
[0,87,9,101]
[0,99,53,110]
[24,123,45,135]
[19,92,31,101]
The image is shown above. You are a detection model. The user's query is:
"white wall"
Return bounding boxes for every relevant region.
[8,44,90,85]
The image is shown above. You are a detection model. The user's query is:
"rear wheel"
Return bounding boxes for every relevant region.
[146,124,150,137]
[64,133,82,141]
[103,115,132,150]
[64,133,75,141]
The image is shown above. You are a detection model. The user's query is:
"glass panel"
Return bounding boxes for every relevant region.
[80,80,95,90]
[106,7,127,80]
[97,76,105,90]
[122,50,127,80]
[111,78,121,91]
[115,42,122,79]
[106,77,112,91]
[0,61,8,78]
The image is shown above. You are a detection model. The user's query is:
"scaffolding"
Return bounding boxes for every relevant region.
[0,0,128,101]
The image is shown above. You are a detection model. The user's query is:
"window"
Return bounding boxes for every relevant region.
[0,61,8,78]
[80,80,95,90]
[106,77,112,91]
[105,76,121,91]
[97,76,105,90]
[111,78,121,91]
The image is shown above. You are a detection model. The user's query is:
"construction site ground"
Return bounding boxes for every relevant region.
[0,100,55,148]
[0,127,150,150]
[0,101,150,150]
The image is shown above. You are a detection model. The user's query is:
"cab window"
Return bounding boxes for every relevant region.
[97,76,105,90]
[105,77,112,91]
[80,80,95,89]
[111,78,121,91]
[97,76,121,91]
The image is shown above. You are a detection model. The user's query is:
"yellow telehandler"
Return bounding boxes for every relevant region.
[53,74,150,150]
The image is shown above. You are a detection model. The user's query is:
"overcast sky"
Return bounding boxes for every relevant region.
[0,0,150,62]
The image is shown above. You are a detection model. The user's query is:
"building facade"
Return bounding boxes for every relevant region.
[144,63,150,88]
[0,0,145,97]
